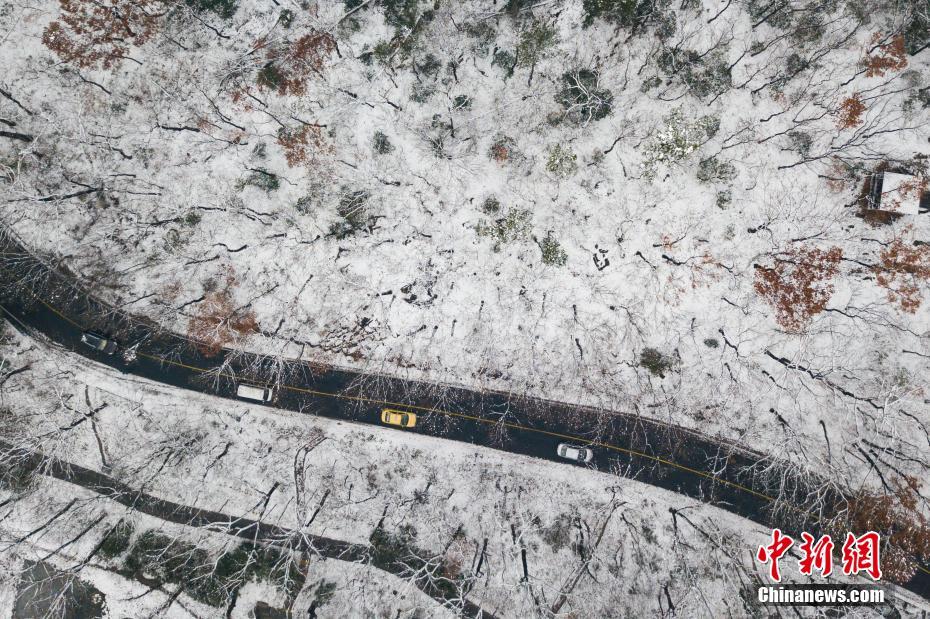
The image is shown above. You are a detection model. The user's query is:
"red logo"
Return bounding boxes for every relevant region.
[756,530,882,582]
[798,532,834,577]
[757,528,794,582]
[841,532,883,581]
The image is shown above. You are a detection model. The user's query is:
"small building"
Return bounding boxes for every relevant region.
[864,169,930,215]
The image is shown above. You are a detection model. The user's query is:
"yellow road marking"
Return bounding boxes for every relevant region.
[10,275,930,579]
[131,350,810,505]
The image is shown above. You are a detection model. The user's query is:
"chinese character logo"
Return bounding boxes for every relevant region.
[757,528,794,582]
[842,532,882,580]
[757,530,882,582]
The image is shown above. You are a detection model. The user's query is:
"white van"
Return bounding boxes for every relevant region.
[236,384,275,403]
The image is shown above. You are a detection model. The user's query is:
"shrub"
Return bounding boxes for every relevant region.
[183,210,202,226]
[746,0,791,28]
[126,532,303,608]
[481,196,501,214]
[656,48,731,99]
[546,144,578,178]
[516,22,558,68]
[539,232,567,266]
[542,515,574,551]
[640,109,708,179]
[700,114,720,139]
[583,0,661,30]
[640,75,662,92]
[99,520,134,559]
[489,135,519,163]
[373,131,394,154]
[639,347,673,377]
[787,131,813,157]
[0,448,39,493]
[696,157,737,183]
[453,94,472,110]
[239,168,280,192]
[476,208,532,251]
[330,190,371,238]
[279,8,294,27]
[382,0,422,30]
[310,580,337,607]
[415,53,442,78]
[410,82,435,103]
[492,49,517,77]
[372,40,395,65]
[464,21,496,56]
[187,287,259,356]
[556,69,614,124]
[902,6,930,55]
[187,0,237,18]
[295,195,316,214]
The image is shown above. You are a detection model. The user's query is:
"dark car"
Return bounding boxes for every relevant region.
[80,331,118,355]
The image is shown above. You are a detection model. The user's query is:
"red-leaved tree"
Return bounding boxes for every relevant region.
[833,477,930,583]
[863,33,908,77]
[276,124,332,170]
[257,32,337,96]
[42,0,165,69]
[873,230,930,313]
[754,246,843,332]
[836,93,866,129]
[187,279,259,357]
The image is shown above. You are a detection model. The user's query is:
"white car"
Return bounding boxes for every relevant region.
[236,384,276,403]
[557,443,594,463]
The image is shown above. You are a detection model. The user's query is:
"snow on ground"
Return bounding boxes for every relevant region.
[0,326,928,617]
[2,0,929,501]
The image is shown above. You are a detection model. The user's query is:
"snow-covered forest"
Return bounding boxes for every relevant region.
[2,0,930,615]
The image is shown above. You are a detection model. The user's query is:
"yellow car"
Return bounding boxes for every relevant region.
[381,409,416,428]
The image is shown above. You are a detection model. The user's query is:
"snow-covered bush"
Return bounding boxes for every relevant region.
[373,131,394,155]
[238,168,279,192]
[410,82,435,103]
[489,135,520,164]
[481,196,502,214]
[638,347,674,377]
[187,0,238,18]
[583,0,663,30]
[330,190,371,239]
[640,110,714,180]
[657,48,731,99]
[696,157,737,184]
[546,144,578,178]
[476,208,532,252]
[492,49,517,77]
[98,520,134,559]
[538,232,568,266]
[556,69,614,124]
[517,21,559,69]
[787,131,813,157]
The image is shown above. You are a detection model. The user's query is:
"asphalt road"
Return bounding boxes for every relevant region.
[1,229,928,602]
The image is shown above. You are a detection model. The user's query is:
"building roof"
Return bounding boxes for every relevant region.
[873,171,929,215]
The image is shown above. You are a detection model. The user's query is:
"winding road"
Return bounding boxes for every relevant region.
[1,226,928,603]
